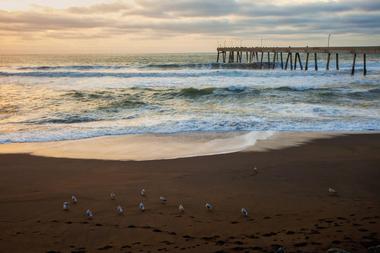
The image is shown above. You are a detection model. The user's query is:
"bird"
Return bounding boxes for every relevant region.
[205,203,213,211]
[85,209,93,219]
[71,195,78,204]
[178,204,185,213]
[328,187,337,195]
[140,189,146,196]
[241,208,248,217]
[159,196,167,204]
[63,201,69,211]
[110,192,116,200]
[139,202,145,212]
[275,247,286,253]
[253,166,258,175]
[116,205,124,215]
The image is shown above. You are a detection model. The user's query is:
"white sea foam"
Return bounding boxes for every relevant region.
[0,53,380,145]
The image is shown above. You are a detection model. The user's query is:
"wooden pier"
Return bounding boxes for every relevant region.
[216,46,380,75]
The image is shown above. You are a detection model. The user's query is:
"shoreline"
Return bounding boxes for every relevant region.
[0,133,379,252]
[0,131,357,161]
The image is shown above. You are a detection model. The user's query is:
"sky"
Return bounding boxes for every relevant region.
[0,0,379,54]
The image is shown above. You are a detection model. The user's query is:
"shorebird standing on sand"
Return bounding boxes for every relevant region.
[139,202,145,212]
[110,192,116,200]
[328,187,337,195]
[116,205,124,215]
[253,166,258,175]
[178,204,185,213]
[140,189,146,196]
[85,209,93,219]
[205,203,213,211]
[159,196,167,204]
[241,208,249,217]
[71,195,78,204]
[63,201,69,211]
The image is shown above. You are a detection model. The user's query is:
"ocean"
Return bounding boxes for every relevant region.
[0,53,380,144]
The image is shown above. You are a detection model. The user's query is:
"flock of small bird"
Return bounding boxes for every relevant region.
[62,188,241,219]
[62,167,338,219]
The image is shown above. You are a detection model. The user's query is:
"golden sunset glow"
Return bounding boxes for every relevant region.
[0,0,380,53]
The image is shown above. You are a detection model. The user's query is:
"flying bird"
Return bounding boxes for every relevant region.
[110,192,116,200]
[71,195,78,204]
[159,196,167,204]
[139,202,145,212]
[63,201,69,211]
[85,209,93,219]
[241,208,248,217]
[205,203,213,211]
[116,205,124,215]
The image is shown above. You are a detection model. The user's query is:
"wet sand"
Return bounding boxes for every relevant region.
[0,131,337,161]
[0,134,379,252]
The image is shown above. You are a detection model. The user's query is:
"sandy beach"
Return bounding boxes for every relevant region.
[0,133,379,253]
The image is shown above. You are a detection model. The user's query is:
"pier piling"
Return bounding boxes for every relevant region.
[285,53,290,70]
[336,53,339,70]
[290,53,293,70]
[314,53,318,71]
[326,53,331,70]
[216,46,379,74]
[351,53,356,76]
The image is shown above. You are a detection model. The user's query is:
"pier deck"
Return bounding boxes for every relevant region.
[216,46,380,75]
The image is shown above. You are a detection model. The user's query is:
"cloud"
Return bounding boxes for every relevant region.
[0,0,379,42]
[67,1,131,14]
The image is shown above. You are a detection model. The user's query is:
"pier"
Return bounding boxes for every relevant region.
[216,46,380,75]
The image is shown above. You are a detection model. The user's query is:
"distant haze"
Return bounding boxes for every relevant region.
[0,0,379,54]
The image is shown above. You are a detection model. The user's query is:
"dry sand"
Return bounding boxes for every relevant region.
[0,133,379,252]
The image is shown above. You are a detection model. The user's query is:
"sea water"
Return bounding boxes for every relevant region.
[0,53,380,144]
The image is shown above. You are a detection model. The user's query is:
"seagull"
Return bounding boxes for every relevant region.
[116,205,124,215]
[110,192,116,200]
[139,202,145,212]
[63,201,69,211]
[178,204,185,213]
[241,208,248,217]
[85,209,93,219]
[159,196,167,204]
[71,195,78,204]
[328,187,337,195]
[140,189,146,196]
[205,203,213,211]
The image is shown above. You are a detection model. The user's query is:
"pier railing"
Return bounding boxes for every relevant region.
[216,46,380,75]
